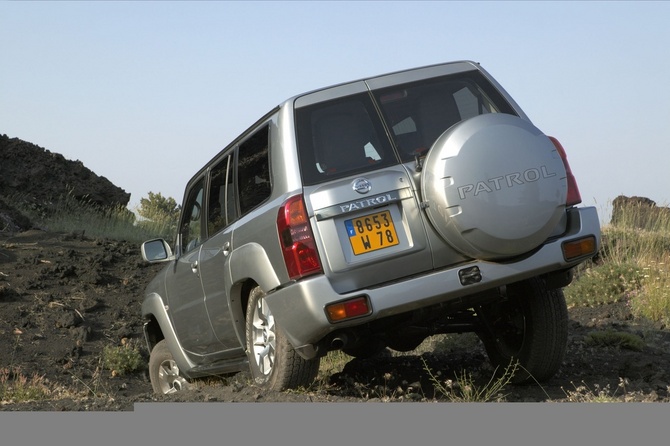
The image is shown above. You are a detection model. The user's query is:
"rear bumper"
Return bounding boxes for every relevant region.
[265,206,600,359]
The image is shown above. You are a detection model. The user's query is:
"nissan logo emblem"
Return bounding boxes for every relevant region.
[352,178,372,194]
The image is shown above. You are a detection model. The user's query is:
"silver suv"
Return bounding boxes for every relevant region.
[140,60,601,394]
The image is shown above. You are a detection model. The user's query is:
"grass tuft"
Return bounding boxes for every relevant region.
[584,329,645,351]
[423,357,518,402]
[0,367,51,403]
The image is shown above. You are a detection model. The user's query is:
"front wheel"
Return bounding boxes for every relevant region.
[245,286,320,391]
[148,339,192,394]
[476,277,568,384]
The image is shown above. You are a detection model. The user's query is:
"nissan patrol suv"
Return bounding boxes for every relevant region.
[140,60,601,394]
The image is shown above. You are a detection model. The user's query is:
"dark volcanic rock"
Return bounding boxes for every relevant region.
[611,195,670,228]
[0,133,130,230]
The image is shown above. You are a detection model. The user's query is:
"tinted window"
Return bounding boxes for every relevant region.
[207,154,236,236]
[296,94,396,186]
[238,125,271,215]
[373,71,516,162]
[180,178,205,253]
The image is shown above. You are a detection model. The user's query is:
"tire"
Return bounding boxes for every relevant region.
[476,277,568,384]
[148,339,192,394]
[245,286,320,391]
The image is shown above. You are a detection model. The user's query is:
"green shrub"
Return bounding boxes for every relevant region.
[584,329,645,351]
[102,342,145,376]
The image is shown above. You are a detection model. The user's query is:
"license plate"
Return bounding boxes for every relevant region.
[344,210,399,255]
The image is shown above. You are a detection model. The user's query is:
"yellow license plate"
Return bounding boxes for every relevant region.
[345,210,399,255]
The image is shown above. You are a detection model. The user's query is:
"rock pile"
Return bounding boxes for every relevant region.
[0,134,130,231]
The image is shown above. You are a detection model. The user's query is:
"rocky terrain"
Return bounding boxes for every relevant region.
[2,134,670,411]
[0,134,130,233]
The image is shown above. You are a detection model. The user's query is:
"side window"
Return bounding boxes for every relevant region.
[207,154,237,236]
[238,125,271,216]
[180,178,205,253]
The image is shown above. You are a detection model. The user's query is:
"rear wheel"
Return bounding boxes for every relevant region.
[476,277,568,384]
[245,286,320,391]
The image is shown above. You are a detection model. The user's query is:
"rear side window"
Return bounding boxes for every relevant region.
[296,94,396,186]
[238,125,271,215]
[180,178,205,253]
[373,70,516,162]
[207,154,236,236]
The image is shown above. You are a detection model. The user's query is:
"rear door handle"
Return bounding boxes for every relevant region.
[223,242,231,256]
[190,260,199,275]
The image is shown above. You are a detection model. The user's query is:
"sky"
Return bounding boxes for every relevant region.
[2,1,669,224]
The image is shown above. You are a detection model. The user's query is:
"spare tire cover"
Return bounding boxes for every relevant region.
[421,113,567,260]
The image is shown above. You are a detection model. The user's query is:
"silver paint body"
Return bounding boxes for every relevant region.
[140,61,601,377]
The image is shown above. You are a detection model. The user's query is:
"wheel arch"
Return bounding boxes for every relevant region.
[228,279,259,350]
[141,292,196,377]
[225,242,282,348]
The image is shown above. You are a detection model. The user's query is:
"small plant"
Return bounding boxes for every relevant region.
[584,329,645,351]
[102,339,145,376]
[0,367,51,402]
[423,357,518,402]
[562,379,629,403]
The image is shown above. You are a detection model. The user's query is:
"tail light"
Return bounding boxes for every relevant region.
[562,236,597,261]
[325,296,371,322]
[549,137,582,206]
[277,195,323,280]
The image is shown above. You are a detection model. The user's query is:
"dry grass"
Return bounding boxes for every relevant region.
[0,367,52,403]
[423,357,519,402]
[566,201,670,325]
[6,190,175,243]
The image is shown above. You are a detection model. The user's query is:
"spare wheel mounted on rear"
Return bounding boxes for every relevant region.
[420,113,568,260]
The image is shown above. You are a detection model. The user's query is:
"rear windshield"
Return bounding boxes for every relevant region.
[373,70,516,162]
[295,93,397,186]
[296,70,516,185]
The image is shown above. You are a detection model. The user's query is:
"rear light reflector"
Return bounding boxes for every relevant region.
[277,195,323,280]
[562,236,597,261]
[325,297,371,322]
[549,136,582,206]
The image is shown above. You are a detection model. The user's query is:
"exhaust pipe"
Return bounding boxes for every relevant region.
[331,334,348,350]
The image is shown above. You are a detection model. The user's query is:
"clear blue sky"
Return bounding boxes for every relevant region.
[2,1,669,223]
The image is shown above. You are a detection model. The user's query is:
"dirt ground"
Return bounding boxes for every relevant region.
[2,228,670,411]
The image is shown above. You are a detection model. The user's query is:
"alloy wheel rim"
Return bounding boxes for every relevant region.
[157,359,188,394]
[251,296,276,376]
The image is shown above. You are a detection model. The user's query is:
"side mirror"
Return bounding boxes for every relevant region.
[141,239,174,263]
